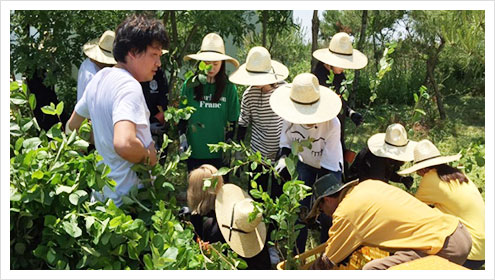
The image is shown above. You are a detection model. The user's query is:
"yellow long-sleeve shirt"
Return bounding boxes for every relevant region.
[415,169,484,261]
[324,179,460,264]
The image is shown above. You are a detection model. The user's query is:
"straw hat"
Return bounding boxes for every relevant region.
[184,33,239,67]
[83,30,117,65]
[397,139,462,175]
[269,73,342,124]
[312,32,368,69]
[306,174,359,221]
[229,46,288,86]
[367,123,417,162]
[215,184,266,258]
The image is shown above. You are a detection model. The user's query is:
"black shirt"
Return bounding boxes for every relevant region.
[140,68,169,123]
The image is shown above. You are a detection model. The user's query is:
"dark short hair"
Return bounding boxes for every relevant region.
[431,164,469,184]
[113,14,168,63]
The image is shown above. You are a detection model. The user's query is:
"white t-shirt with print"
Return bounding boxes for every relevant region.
[280,118,343,171]
[77,58,101,102]
[75,67,152,206]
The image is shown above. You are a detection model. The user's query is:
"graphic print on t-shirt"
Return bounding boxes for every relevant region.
[199,95,227,109]
[289,129,326,159]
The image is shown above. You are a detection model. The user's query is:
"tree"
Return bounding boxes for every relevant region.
[350,11,368,107]
[10,10,132,114]
[311,10,320,72]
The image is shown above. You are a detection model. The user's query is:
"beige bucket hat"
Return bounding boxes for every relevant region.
[83,30,117,65]
[269,73,342,124]
[313,32,368,70]
[229,46,289,86]
[184,33,239,67]
[367,123,417,162]
[215,184,266,258]
[397,139,461,175]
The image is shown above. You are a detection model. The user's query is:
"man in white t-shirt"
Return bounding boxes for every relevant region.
[67,14,169,206]
[77,30,117,102]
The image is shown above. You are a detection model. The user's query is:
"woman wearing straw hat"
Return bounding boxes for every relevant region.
[398,139,485,269]
[77,30,117,102]
[229,46,289,199]
[348,123,416,188]
[186,165,271,269]
[312,32,366,180]
[179,33,240,172]
[270,72,343,254]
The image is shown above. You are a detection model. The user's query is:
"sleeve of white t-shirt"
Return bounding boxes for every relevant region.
[74,88,90,119]
[279,119,292,149]
[320,117,343,171]
[112,80,149,127]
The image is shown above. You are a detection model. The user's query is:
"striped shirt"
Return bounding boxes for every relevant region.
[238,85,284,160]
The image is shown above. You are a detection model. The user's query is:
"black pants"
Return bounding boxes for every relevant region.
[463,259,485,270]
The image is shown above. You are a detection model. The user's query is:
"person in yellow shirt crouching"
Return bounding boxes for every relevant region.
[398,139,485,269]
[306,174,472,270]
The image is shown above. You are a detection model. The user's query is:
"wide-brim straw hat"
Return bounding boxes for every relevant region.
[229,46,288,86]
[306,174,359,221]
[184,33,239,67]
[367,123,417,162]
[215,183,266,258]
[312,32,368,70]
[83,30,117,65]
[269,73,342,124]
[397,139,461,175]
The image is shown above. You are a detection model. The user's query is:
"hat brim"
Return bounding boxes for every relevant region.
[215,184,266,258]
[305,179,359,222]
[313,48,368,70]
[269,84,342,124]
[367,133,417,162]
[397,154,462,175]
[184,52,240,68]
[228,60,288,86]
[83,38,117,65]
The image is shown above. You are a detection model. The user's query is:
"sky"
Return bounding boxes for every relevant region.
[293,10,323,44]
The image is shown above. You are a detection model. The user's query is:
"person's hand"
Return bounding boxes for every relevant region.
[145,141,157,166]
[310,254,333,270]
[179,134,189,153]
[350,111,363,126]
[275,157,287,173]
[400,176,414,189]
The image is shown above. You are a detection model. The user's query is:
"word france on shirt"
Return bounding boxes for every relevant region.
[199,95,227,109]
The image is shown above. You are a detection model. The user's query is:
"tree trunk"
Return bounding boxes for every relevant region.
[311,10,320,72]
[425,37,447,119]
[262,11,268,47]
[350,10,368,107]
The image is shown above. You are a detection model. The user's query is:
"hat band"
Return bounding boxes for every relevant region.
[329,49,353,56]
[290,95,320,105]
[221,203,248,242]
[247,66,285,79]
[99,45,112,54]
[414,154,442,165]
[385,139,409,147]
[200,50,225,55]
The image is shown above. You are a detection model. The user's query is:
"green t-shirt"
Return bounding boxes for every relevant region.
[180,80,240,159]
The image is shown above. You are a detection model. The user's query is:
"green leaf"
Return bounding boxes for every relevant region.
[161,247,178,262]
[250,161,258,171]
[14,137,24,152]
[15,242,26,255]
[31,170,44,179]
[23,137,42,150]
[216,167,231,176]
[73,140,89,149]
[29,94,36,110]
[55,184,76,195]
[128,242,139,260]
[41,105,56,115]
[55,101,64,117]
[143,254,153,270]
[44,215,58,227]
[81,245,101,257]
[63,221,82,238]
[285,157,296,177]
[69,190,88,205]
[46,249,56,264]
[10,98,27,105]
[10,81,19,91]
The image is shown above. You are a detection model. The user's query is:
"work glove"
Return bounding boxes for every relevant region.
[178,206,191,218]
[400,176,414,189]
[275,156,287,173]
[179,134,189,153]
[350,111,363,126]
[150,122,166,135]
